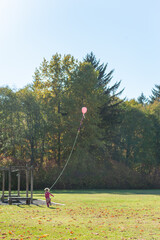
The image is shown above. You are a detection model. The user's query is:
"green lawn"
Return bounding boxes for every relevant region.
[0,190,160,239]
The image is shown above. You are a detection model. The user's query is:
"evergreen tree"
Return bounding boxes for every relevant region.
[137,93,148,105]
[150,84,160,103]
[83,52,124,155]
[84,52,123,95]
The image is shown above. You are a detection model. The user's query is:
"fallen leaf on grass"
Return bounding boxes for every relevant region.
[67,238,77,240]
[39,234,49,238]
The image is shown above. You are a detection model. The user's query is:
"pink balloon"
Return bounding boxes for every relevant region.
[82,107,87,115]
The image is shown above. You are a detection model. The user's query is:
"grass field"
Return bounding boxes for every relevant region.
[0,190,160,239]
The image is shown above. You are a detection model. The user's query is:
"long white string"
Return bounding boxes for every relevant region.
[49,127,80,190]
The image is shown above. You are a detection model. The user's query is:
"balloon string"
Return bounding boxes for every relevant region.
[78,115,84,131]
[49,114,85,190]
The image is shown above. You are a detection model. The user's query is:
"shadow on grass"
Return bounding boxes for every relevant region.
[16,203,56,209]
[48,206,56,209]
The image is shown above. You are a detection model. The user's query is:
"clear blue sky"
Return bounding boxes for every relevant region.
[0,0,159,100]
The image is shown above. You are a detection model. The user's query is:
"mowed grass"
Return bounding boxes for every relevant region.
[0,190,160,239]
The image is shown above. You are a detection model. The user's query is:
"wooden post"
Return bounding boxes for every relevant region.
[30,166,33,203]
[1,171,5,202]
[26,165,29,198]
[9,166,11,197]
[18,171,20,197]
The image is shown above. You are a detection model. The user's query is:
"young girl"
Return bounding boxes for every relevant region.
[44,188,54,207]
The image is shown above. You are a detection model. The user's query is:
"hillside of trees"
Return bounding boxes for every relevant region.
[0,53,160,189]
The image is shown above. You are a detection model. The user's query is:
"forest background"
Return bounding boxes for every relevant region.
[0,52,160,190]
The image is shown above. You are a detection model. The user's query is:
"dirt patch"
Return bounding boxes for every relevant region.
[0,199,46,205]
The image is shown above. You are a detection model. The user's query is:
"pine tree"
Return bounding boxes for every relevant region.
[150,84,160,103]
[137,93,148,105]
[83,52,124,151]
[84,52,123,95]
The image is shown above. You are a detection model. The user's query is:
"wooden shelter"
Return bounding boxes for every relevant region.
[0,165,33,205]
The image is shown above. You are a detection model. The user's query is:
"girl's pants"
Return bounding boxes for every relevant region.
[46,197,51,207]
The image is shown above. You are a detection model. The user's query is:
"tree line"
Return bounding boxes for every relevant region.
[0,52,160,189]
